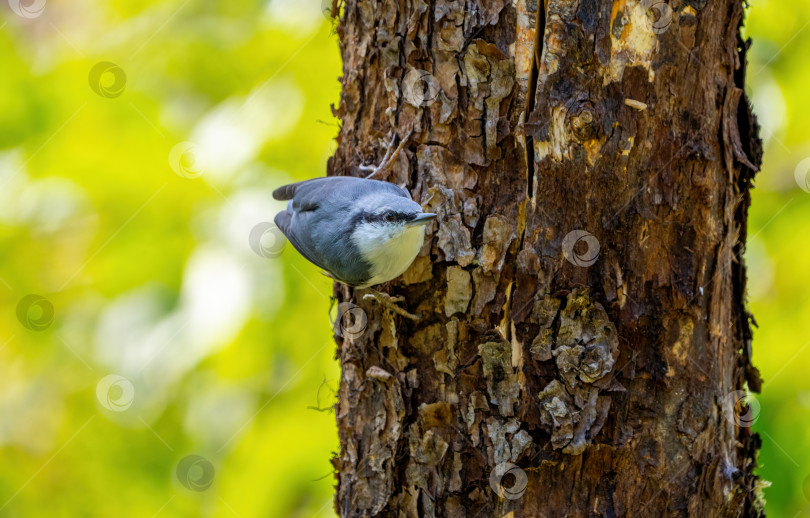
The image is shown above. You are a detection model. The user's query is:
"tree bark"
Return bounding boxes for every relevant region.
[328,0,764,516]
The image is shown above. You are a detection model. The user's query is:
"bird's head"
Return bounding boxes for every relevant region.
[350,192,437,248]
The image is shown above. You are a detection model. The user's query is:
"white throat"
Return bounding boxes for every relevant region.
[352,221,426,287]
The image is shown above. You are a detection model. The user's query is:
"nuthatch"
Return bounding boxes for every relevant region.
[273,176,436,289]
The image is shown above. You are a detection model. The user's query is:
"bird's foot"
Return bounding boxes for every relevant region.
[362,289,420,321]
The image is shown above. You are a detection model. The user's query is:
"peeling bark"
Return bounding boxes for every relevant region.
[329,0,764,516]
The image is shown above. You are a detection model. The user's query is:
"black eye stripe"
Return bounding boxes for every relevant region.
[362,211,412,223]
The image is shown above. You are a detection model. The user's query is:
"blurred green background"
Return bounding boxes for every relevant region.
[0,0,807,516]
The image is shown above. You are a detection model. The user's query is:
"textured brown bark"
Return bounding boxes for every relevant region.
[328,0,764,516]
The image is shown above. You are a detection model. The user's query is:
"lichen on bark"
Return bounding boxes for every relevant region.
[532,289,620,454]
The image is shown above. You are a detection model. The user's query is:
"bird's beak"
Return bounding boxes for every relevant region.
[407,213,437,227]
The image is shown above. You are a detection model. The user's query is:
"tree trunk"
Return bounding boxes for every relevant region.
[328,0,764,516]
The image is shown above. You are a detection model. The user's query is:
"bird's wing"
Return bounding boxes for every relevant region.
[274,209,329,271]
[278,208,368,286]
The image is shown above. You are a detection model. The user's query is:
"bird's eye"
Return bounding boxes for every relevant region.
[383,211,396,222]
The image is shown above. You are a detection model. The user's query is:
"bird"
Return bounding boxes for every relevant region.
[273,176,437,290]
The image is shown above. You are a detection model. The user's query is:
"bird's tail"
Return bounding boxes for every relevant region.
[272,180,313,201]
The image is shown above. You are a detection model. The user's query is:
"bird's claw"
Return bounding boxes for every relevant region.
[362,291,420,321]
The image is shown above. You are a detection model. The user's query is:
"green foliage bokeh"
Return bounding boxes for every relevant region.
[0,0,807,516]
[1,1,341,516]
